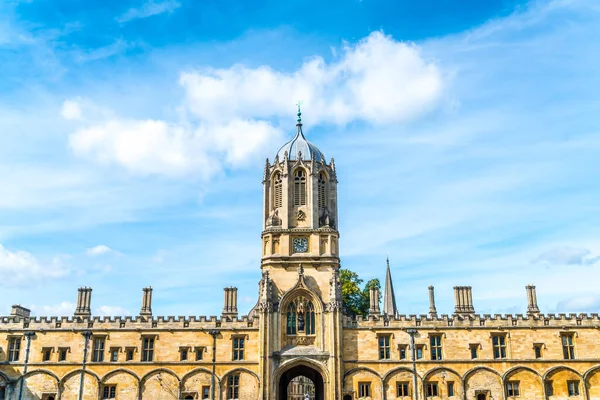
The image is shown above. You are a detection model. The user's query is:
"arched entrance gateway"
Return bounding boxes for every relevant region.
[278,365,324,400]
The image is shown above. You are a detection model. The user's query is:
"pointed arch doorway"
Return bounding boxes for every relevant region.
[278,364,324,400]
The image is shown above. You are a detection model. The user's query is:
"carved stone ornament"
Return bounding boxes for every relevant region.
[258,271,273,313]
[319,207,335,228]
[296,210,306,221]
[295,336,316,346]
[266,209,281,227]
[326,271,343,312]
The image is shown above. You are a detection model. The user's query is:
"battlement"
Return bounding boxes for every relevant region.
[0,314,259,331]
[343,312,600,329]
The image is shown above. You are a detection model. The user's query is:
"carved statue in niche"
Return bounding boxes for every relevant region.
[319,207,335,228]
[286,296,315,337]
[266,209,281,227]
[297,312,305,332]
[297,301,305,332]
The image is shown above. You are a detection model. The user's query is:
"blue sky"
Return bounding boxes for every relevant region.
[1,0,599,317]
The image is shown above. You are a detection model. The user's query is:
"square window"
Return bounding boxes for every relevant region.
[109,348,119,362]
[562,334,576,360]
[8,337,21,362]
[399,345,407,360]
[358,382,371,398]
[102,385,116,399]
[426,382,438,397]
[142,337,155,362]
[125,347,135,361]
[567,381,580,396]
[180,347,189,361]
[470,344,479,359]
[416,345,424,360]
[92,337,105,362]
[232,337,245,361]
[534,344,543,359]
[506,381,520,397]
[430,335,443,360]
[448,382,455,396]
[58,347,68,362]
[195,347,205,361]
[42,347,52,362]
[492,334,507,359]
[396,382,409,397]
[227,374,239,399]
[545,381,554,396]
[379,335,391,360]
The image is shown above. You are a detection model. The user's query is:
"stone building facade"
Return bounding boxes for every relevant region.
[1,110,600,400]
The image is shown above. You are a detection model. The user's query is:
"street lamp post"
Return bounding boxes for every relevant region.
[209,329,221,400]
[17,331,36,400]
[406,329,419,400]
[79,331,92,400]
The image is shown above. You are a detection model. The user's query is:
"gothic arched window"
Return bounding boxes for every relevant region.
[273,172,282,209]
[305,301,315,335]
[294,169,306,206]
[286,303,297,335]
[286,296,315,335]
[318,171,327,209]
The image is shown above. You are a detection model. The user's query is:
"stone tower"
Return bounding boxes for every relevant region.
[255,107,343,400]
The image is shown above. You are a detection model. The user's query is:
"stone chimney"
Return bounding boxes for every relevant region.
[11,305,31,318]
[222,287,238,319]
[368,286,380,316]
[453,286,475,315]
[140,286,153,317]
[74,287,92,317]
[526,284,540,316]
[428,286,438,318]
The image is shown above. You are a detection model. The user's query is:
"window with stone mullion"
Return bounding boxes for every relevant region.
[273,173,282,209]
[92,337,105,362]
[492,335,507,359]
[227,374,239,399]
[8,338,21,362]
[562,334,575,359]
[294,170,306,206]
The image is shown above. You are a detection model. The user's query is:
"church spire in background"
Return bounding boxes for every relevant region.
[383,256,398,318]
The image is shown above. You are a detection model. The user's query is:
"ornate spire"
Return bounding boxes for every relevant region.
[383,256,398,318]
[296,101,303,125]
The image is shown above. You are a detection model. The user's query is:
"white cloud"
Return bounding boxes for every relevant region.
[68,115,283,179]
[74,39,131,62]
[117,0,181,23]
[0,244,69,286]
[180,31,443,125]
[95,305,131,316]
[31,301,75,316]
[556,296,600,313]
[65,32,441,179]
[534,246,600,266]
[86,244,114,256]
[60,99,83,120]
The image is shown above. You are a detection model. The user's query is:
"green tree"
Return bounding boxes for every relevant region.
[339,269,381,316]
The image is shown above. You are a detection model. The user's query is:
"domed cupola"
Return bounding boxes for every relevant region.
[276,107,324,162]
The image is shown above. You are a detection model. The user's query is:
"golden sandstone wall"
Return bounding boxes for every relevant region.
[0,315,260,400]
[342,313,600,400]
[2,311,600,399]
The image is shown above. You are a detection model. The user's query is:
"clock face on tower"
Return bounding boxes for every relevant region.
[292,237,309,253]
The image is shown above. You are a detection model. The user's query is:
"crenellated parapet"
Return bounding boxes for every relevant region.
[343,312,600,329]
[0,314,260,332]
